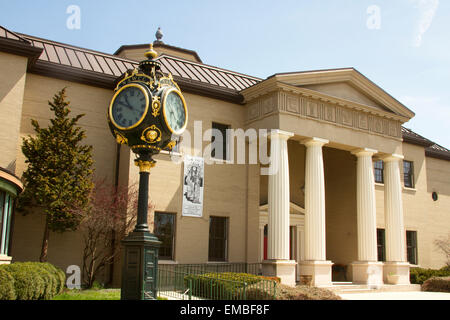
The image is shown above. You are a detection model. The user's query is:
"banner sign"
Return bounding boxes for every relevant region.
[182,155,204,217]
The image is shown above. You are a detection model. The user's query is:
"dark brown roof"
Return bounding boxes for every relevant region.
[114,41,204,63]
[0,26,43,67]
[401,127,434,147]
[425,143,450,161]
[158,54,260,92]
[402,127,450,161]
[0,26,30,43]
[0,26,260,103]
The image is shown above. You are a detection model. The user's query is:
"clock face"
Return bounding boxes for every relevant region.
[110,84,149,129]
[163,89,187,134]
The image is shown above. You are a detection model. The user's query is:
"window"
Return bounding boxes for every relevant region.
[154,212,176,260]
[0,191,14,256]
[211,122,230,161]
[377,229,386,262]
[406,231,418,265]
[403,160,414,188]
[208,216,228,261]
[374,160,384,184]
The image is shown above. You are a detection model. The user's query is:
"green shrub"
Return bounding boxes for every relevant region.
[0,262,65,300]
[184,272,277,300]
[0,267,16,300]
[410,267,450,285]
[41,262,66,295]
[421,276,450,292]
[275,284,342,300]
[2,263,40,300]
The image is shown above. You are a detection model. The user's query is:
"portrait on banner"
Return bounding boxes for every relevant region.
[182,155,204,217]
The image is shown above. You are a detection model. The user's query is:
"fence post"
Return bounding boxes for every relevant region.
[188,279,192,300]
[243,282,247,300]
[273,280,277,300]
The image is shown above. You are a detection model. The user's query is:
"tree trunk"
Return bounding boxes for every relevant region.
[40,218,50,262]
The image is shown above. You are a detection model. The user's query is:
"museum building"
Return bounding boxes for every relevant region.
[0,25,449,286]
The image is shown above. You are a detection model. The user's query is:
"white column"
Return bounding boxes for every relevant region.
[267,130,293,260]
[353,148,378,261]
[298,137,332,286]
[383,154,406,262]
[382,154,410,284]
[351,148,383,285]
[262,129,296,286]
[259,225,264,262]
[303,137,328,261]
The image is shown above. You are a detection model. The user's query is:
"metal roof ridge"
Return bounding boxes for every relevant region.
[17,32,139,65]
[267,67,356,79]
[157,53,262,81]
[0,26,31,44]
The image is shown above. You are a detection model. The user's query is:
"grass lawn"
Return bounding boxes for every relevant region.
[53,289,120,300]
[52,289,168,300]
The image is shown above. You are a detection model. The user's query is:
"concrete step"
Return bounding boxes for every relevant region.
[324,282,421,294]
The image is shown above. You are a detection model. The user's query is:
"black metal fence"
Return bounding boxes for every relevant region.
[157,263,277,300]
[160,263,263,276]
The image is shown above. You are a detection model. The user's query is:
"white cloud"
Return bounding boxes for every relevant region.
[412,0,439,47]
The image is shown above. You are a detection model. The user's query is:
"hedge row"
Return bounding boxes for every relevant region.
[0,262,66,300]
[410,266,450,285]
[421,276,450,293]
[184,272,279,300]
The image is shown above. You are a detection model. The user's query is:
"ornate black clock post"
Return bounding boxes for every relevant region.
[107,43,188,300]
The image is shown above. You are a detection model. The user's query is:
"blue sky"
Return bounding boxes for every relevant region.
[1,0,449,148]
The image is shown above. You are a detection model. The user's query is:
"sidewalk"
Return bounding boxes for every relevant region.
[339,291,450,300]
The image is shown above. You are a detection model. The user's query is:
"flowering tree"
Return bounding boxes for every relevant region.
[72,178,155,288]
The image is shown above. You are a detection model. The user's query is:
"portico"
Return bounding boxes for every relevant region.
[242,68,415,286]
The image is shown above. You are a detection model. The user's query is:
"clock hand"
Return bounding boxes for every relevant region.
[118,101,133,110]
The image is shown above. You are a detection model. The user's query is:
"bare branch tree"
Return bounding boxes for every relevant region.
[434,234,450,267]
[71,178,155,288]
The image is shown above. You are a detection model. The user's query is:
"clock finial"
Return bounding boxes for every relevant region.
[144,43,158,60]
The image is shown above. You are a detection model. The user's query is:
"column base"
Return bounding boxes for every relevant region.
[262,260,297,287]
[0,254,12,265]
[299,260,333,287]
[351,261,383,286]
[383,262,410,285]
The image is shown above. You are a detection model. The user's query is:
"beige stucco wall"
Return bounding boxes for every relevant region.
[323,147,358,265]
[11,73,118,277]
[0,52,28,173]
[420,155,450,268]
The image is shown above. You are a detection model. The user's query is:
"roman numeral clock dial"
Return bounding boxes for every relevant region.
[110,83,150,130]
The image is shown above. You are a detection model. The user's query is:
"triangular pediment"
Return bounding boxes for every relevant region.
[242,68,415,122]
[300,82,390,113]
[271,68,415,119]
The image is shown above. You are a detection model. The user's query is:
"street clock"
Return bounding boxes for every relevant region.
[108,44,188,159]
[107,42,188,301]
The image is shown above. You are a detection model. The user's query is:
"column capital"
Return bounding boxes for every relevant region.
[351,148,378,157]
[381,153,404,162]
[301,137,329,147]
[268,129,294,141]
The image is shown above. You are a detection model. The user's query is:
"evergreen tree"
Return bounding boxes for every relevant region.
[19,88,94,262]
